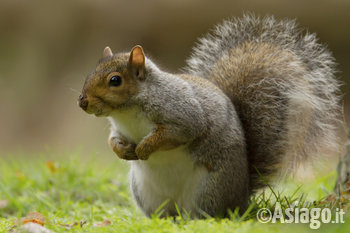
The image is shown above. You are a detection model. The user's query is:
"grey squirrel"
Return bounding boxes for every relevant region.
[78,15,341,218]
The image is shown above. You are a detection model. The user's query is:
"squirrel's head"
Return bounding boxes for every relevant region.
[78,45,146,116]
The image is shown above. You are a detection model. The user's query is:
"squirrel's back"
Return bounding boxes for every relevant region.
[185,14,341,191]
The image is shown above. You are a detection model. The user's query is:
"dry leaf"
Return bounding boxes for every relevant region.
[0,199,8,209]
[93,219,111,227]
[60,220,86,230]
[45,161,56,173]
[346,181,350,190]
[15,171,25,180]
[326,194,335,202]
[340,196,345,202]
[22,212,46,226]
[60,222,78,230]
[341,190,350,198]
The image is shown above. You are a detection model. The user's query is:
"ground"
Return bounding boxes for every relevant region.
[0,150,349,233]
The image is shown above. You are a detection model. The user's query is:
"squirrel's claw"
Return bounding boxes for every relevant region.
[109,137,138,160]
[135,143,153,160]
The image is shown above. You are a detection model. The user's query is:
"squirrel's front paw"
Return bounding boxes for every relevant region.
[135,143,154,160]
[109,137,138,160]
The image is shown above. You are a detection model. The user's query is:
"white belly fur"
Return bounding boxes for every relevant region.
[108,107,208,214]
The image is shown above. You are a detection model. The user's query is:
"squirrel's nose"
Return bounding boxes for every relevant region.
[78,94,89,111]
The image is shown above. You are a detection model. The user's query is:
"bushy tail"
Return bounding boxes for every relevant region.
[185,14,342,191]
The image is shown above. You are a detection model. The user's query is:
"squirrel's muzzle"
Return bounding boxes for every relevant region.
[78,94,88,111]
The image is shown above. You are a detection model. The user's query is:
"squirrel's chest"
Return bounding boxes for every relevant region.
[108,107,154,144]
[108,107,208,215]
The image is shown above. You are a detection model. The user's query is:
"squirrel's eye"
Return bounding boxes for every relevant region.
[109,75,122,87]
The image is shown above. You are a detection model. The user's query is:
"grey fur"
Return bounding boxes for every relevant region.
[185,14,341,190]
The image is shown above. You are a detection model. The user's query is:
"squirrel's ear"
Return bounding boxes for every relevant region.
[128,45,145,79]
[103,46,113,58]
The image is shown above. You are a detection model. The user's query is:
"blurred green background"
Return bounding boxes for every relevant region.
[0,0,349,156]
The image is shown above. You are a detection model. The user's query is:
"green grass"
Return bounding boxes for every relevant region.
[0,151,349,233]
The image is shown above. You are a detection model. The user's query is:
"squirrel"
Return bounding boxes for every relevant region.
[78,15,341,218]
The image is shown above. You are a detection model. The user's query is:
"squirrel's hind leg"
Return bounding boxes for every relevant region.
[195,161,250,217]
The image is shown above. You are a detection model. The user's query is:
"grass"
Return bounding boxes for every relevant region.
[0,150,349,233]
